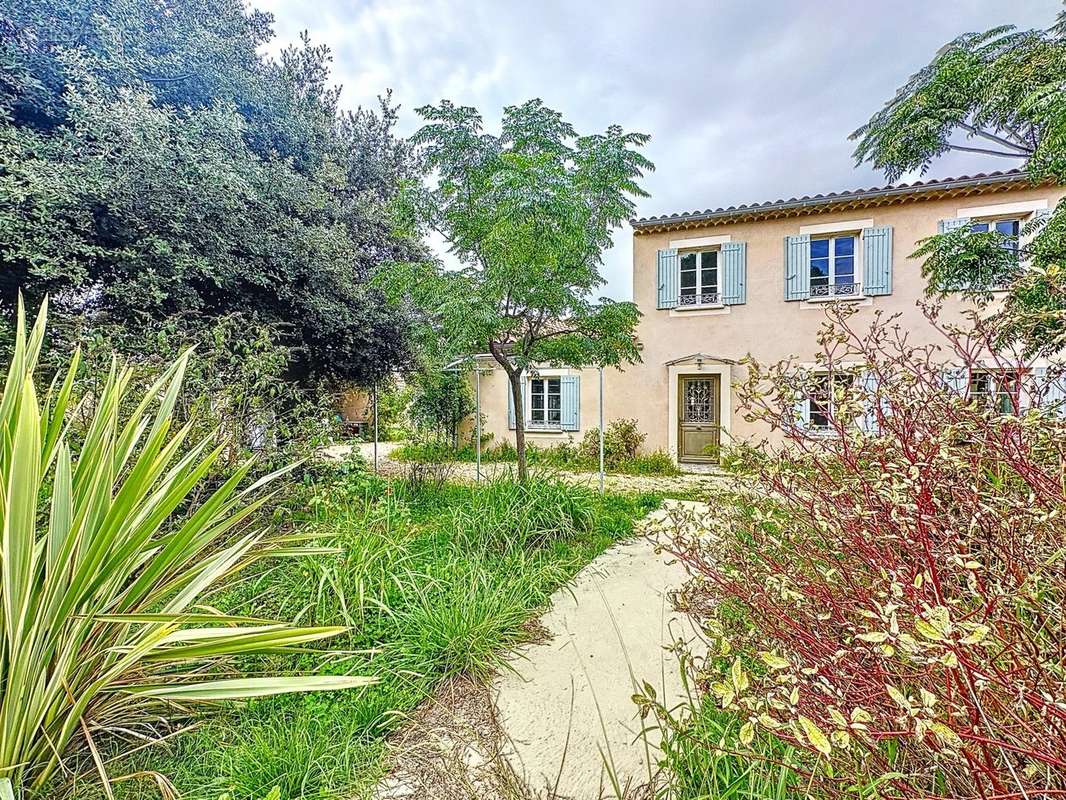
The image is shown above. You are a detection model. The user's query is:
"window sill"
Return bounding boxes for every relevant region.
[805,293,864,303]
[674,302,725,311]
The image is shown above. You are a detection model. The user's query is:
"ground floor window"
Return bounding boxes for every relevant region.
[968,369,1018,415]
[806,372,855,430]
[529,377,561,427]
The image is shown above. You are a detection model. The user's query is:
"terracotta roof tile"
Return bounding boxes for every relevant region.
[632,169,1031,230]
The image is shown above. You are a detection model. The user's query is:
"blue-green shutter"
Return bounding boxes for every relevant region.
[1035,367,1066,416]
[1030,208,1053,229]
[656,249,679,309]
[720,242,747,305]
[784,235,811,301]
[859,371,881,433]
[862,226,893,296]
[941,367,968,397]
[507,376,526,430]
[938,217,971,234]
[937,218,973,289]
[560,376,580,431]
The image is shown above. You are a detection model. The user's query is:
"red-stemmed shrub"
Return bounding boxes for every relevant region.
[655,306,1066,799]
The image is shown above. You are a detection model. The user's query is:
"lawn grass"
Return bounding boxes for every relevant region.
[392,439,682,476]
[47,472,660,800]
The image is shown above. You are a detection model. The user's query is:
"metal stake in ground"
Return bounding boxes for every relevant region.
[598,365,604,495]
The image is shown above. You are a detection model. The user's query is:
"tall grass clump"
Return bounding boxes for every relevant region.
[655,306,1066,799]
[0,301,370,797]
[448,473,597,549]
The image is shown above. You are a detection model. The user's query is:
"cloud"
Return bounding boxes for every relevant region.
[254,0,1055,300]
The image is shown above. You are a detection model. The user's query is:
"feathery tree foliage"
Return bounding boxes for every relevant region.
[380,100,650,480]
[851,14,1066,356]
[0,0,418,386]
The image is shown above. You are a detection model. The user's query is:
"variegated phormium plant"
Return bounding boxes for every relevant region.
[0,301,372,797]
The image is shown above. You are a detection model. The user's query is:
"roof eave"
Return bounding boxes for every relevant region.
[631,172,1038,234]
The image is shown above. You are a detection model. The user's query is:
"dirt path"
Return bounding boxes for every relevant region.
[372,501,710,800]
[320,442,728,497]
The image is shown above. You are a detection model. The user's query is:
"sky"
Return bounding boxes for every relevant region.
[254,0,1057,300]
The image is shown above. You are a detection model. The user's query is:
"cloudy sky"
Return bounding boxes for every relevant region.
[256,0,1055,299]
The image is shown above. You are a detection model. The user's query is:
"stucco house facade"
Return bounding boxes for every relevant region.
[472,169,1065,467]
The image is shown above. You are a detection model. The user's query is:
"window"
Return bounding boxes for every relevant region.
[810,235,858,298]
[970,218,1020,244]
[529,377,561,427]
[679,250,720,306]
[969,370,1018,415]
[806,373,854,430]
[971,219,1020,287]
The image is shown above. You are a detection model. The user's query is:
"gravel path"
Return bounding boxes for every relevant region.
[319,441,728,497]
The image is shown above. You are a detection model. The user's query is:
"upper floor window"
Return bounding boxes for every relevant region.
[679,250,720,306]
[529,377,561,428]
[810,235,858,298]
[971,218,1020,243]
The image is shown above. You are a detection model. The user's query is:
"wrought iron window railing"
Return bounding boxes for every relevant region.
[810,282,861,298]
[678,292,722,307]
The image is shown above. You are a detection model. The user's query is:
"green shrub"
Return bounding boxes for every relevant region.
[0,301,370,796]
[579,418,645,466]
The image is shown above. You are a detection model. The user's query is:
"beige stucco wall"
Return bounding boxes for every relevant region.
[473,183,1065,461]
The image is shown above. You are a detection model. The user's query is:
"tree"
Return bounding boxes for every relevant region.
[0,0,419,386]
[850,14,1066,357]
[409,369,475,445]
[381,100,651,480]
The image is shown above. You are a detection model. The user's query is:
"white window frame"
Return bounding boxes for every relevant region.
[808,233,861,301]
[967,368,1021,415]
[527,375,562,430]
[967,216,1022,291]
[677,248,722,308]
[803,371,857,434]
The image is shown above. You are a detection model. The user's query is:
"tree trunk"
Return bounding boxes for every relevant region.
[508,370,528,482]
[489,340,528,483]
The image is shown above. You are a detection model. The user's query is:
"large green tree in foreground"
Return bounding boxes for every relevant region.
[851,13,1066,356]
[382,100,651,480]
[0,0,418,385]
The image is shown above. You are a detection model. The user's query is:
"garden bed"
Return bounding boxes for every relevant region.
[50,467,660,799]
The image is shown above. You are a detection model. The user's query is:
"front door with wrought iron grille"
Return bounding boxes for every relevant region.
[678,376,721,463]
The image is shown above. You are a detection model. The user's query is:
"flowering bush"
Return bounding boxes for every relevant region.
[656,306,1066,799]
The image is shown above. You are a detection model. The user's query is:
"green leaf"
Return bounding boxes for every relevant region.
[128,675,378,701]
[798,715,832,757]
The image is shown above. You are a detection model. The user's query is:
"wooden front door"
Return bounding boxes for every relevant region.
[678,375,721,463]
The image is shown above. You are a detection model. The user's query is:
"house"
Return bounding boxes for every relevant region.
[474,169,1065,467]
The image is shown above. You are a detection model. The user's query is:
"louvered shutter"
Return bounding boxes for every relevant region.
[862,226,893,296]
[784,235,811,301]
[507,375,526,430]
[859,371,881,433]
[941,367,968,397]
[560,376,580,431]
[720,242,747,305]
[1034,366,1066,416]
[937,218,974,290]
[656,249,679,309]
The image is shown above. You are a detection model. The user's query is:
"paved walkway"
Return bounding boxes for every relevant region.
[374,501,712,800]
[492,501,708,798]
[320,441,729,497]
